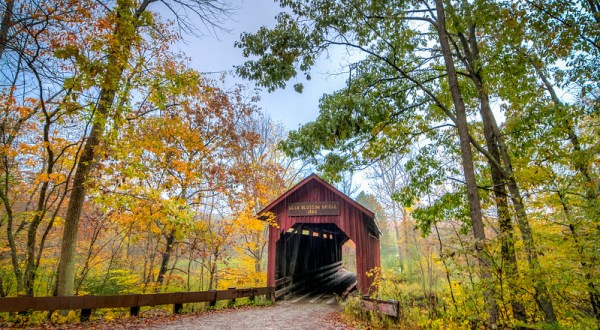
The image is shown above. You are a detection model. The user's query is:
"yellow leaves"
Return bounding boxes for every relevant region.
[1,146,18,158]
[171,159,194,179]
[18,142,39,155]
[262,212,279,229]
[35,172,67,184]
[36,173,50,183]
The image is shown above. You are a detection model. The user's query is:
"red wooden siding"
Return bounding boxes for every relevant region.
[259,174,380,294]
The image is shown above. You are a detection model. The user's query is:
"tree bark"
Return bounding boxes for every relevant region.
[558,192,600,321]
[480,96,528,323]
[434,0,499,326]
[475,65,558,323]
[454,23,557,323]
[24,108,56,296]
[156,229,177,289]
[0,0,14,59]
[2,191,23,294]
[393,219,404,265]
[455,27,527,322]
[55,2,136,296]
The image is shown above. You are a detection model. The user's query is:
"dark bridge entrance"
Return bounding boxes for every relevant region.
[258,174,380,299]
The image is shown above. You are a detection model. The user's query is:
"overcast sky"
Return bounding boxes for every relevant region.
[174,0,350,130]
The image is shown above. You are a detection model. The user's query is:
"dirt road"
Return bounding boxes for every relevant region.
[142,300,353,330]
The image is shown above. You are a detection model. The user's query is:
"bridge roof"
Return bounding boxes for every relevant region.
[257,173,379,234]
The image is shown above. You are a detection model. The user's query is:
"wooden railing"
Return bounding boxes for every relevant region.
[361,296,400,318]
[0,286,275,322]
[274,277,292,299]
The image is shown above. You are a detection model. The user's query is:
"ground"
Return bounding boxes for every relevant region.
[3,299,355,329]
[142,300,353,330]
[2,272,359,329]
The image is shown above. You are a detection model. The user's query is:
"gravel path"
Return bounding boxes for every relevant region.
[141,300,354,330]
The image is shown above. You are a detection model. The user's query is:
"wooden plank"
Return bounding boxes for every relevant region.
[361,297,400,318]
[0,295,137,311]
[250,287,273,297]
[275,277,291,287]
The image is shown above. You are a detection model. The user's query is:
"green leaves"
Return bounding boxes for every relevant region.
[412,191,469,235]
[235,12,317,92]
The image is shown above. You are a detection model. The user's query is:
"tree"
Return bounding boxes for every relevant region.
[370,154,411,269]
[54,0,231,297]
[236,0,502,324]
[234,0,598,325]
[0,0,95,296]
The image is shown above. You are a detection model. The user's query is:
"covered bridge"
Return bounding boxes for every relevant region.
[258,173,380,297]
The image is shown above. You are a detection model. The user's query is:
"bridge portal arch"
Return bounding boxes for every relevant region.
[258,174,380,295]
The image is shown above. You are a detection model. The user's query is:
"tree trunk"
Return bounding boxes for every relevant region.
[393,220,404,264]
[454,24,528,322]
[402,209,411,261]
[0,0,14,60]
[466,51,527,323]
[456,25,557,323]
[3,197,23,294]
[558,193,600,321]
[475,72,558,323]
[476,94,528,322]
[56,93,110,296]
[0,276,6,297]
[156,229,176,289]
[55,2,137,296]
[434,0,499,325]
[208,252,219,290]
[24,112,56,296]
[434,224,457,311]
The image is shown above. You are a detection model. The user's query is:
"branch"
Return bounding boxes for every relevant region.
[526,0,600,51]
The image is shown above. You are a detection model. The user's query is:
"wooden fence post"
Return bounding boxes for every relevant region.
[173,303,183,314]
[268,286,275,302]
[209,289,217,307]
[80,308,92,322]
[228,287,236,307]
[130,306,140,317]
[360,296,400,318]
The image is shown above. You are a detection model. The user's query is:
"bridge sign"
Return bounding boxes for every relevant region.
[288,202,340,216]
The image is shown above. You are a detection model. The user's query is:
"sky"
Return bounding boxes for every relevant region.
[175,0,349,130]
[173,0,371,193]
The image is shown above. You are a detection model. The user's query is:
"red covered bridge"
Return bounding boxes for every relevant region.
[258,174,380,299]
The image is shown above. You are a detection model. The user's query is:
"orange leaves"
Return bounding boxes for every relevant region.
[1,146,18,158]
[96,17,113,31]
[18,142,39,155]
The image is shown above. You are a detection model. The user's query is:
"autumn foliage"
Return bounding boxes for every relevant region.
[1,0,599,329]
[0,0,292,303]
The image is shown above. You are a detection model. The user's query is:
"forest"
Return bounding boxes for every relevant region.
[0,0,598,329]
